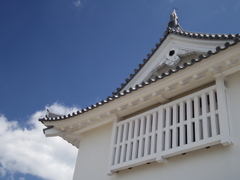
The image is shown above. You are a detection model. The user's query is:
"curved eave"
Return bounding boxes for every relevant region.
[43,126,81,148]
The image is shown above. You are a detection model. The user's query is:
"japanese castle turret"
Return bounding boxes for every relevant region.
[40,10,240,180]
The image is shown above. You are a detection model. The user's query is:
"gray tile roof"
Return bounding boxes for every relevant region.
[39,11,240,122]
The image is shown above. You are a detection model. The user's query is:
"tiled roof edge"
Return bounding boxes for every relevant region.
[113,29,238,95]
[39,35,240,122]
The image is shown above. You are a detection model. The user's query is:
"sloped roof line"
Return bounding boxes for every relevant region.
[39,35,240,122]
[114,28,238,95]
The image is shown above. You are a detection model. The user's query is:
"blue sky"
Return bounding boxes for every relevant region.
[0,0,240,179]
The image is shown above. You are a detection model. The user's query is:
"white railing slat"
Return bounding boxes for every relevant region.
[165,107,171,150]
[151,112,157,155]
[201,93,209,139]
[126,121,133,161]
[132,119,139,160]
[138,117,145,158]
[209,90,217,137]
[156,106,164,162]
[179,102,185,146]
[114,125,122,165]
[187,99,193,144]
[120,123,128,163]
[194,96,200,141]
[172,104,178,148]
[144,114,151,156]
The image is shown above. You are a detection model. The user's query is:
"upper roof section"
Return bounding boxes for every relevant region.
[39,10,240,123]
[116,10,237,94]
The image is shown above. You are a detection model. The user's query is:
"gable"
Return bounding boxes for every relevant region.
[120,33,234,93]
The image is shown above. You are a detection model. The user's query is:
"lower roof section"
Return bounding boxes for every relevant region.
[40,40,240,147]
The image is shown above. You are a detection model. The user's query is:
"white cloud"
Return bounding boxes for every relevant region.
[0,103,79,180]
[73,0,81,7]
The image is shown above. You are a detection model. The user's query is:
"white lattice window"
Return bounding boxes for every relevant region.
[107,77,232,174]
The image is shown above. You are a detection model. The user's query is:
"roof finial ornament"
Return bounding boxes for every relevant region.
[167,8,183,32]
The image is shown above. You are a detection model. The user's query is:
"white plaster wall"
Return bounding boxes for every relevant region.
[73,71,240,180]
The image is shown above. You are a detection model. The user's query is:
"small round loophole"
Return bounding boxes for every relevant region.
[169,50,175,56]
